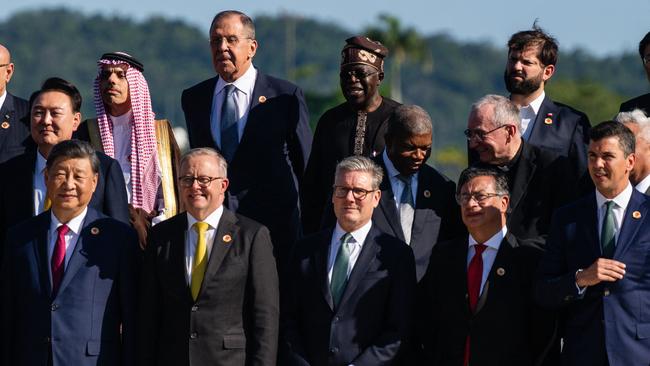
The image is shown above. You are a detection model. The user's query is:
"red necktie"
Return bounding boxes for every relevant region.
[464,243,487,366]
[51,224,70,297]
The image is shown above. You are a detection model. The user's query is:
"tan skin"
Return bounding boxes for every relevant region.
[0,44,15,96]
[44,157,98,224]
[30,91,81,158]
[458,176,509,244]
[386,132,432,176]
[467,105,521,165]
[99,64,131,117]
[180,154,229,221]
[506,46,555,107]
[210,15,258,83]
[332,170,381,232]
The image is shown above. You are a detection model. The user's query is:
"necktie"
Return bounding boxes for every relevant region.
[601,201,616,258]
[397,174,415,244]
[191,222,210,301]
[331,233,353,307]
[51,224,70,297]
[464,243,487,366]
[220,84,238,162]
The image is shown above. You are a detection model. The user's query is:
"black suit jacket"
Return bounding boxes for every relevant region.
[138,210,279,366]
[0,93,32,164]
[620,92,650,113]
[281,225,416,366]
[419,233,555,366]
[182,72,312,268]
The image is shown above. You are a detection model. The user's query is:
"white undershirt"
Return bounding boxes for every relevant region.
[635,174,650,194]
[184,207,224,284]
[33,151,48,215]
[47,207,87,286]
[327,220,372,284]
[518,91,545,141]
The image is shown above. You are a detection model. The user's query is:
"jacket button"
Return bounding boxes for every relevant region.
[51,304,59,311]
[44,337,51,343]
[190,332,198,339]
[603,289,610,296]
[191,305,198,312]
[333,316,339,322]
[330,347,339,354]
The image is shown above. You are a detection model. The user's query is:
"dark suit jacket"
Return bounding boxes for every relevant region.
[182,71,312,269]
[419,233,555,366]
[0,93,32,164]
[536,190,650,366]
[620,92,650,113]
[0,150,129,249]
[372,157,465,281]
[281,224,416,366]
[138,210,279,366]
[0,208,138,366]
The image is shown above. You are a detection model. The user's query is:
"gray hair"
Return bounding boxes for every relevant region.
[180,148,228,177]
[334,156,383,190]
[46,139,100,174]
[615,108,650,143]
[470,94,521,133]
[209,10,255,39]
[386,104,433,137]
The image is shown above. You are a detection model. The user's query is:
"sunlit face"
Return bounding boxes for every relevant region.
[31,91,80,149]
[467,105,515,164]
[332,170,381,232]
[386,132,432,176]
[588,136,635,198]
[340,63,383,110]
[0,50,13,95]
[45,157,98,217]
[180,154,229,220]
[504,46,553,95]
[623,122,650,184]
[210,14,257,83]
[99,64,131,112]
[459,176,509,234]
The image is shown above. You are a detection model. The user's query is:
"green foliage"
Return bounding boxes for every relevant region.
[546,79,627,124]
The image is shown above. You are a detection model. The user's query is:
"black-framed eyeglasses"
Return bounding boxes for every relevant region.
[209,35,253,47]
[464,125,511,141]
[339,70,378,80]
[333,185,376,200]
[455,192,504,205]
[178,176,224,187]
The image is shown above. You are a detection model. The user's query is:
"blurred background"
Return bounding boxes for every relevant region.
[2,1,649,180]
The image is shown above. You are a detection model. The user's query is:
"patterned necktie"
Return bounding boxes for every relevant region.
[220,84,238,162]
[464,243,487,366]
[397,174,415,244]
[191,222,210,301]
[51,224,70,297]
[331,232,353,307]
[601,201,616,258]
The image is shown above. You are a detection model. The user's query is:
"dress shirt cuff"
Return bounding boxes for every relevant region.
[575,269,587,298]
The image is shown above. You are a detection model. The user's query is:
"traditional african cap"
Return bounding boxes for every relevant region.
[93,51,159,213]
[341,36,389,71]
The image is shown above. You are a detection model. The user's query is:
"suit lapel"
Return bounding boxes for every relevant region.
[509,143,536,214]
[198,209,238,298]
[168,213,193,302]
[578,194,601,259]
[32,213,52,296]
[411,170,434,249]
[19,152,37,217]
[336,226,380,311]
[378,174,404,240]
[314,229,335,310]
[474,234,517,315]
[233,72,267,162]
[615,190,647,259]
[198,77,219,149]
[528,96,558,146]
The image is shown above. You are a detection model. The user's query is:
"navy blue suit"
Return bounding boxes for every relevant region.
[536,189,650,366]
[0,93,32,164]
[620,93,650,113]
[181,71,312,269]
[0,208,138,366]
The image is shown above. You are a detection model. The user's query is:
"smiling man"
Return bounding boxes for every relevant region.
[301,36,401,234]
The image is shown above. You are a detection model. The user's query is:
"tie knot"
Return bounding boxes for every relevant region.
[474,243,487,255]
[341,232,353,244]
[193,222,210,234]
[397,174,411,185]
[57,224,70,236]
[224,84,236,96]
[605,200,616,210]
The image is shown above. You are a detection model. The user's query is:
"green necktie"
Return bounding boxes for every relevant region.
[191,222,210,300]
[331,233,353,307]
[601,201,616,258]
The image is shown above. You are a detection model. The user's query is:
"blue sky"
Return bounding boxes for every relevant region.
[3,0,649,57]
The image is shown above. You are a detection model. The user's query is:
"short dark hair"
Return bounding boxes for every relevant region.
[209,10,255,39]
[507,25,559,66]
[457,165,510,196]
[639,31,650,59]
[385,105,433,139]
[589,121,636,156]
[46,139,100,174]
[32,77,82,113]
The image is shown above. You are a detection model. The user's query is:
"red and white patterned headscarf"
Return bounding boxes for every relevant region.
[93,55,159,213]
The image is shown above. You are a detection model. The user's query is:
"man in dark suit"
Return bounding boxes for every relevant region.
[0,43,32,163]
[181,10,312,271]
[501,26,591,173]
[620,31,650,113]
[467,94,578,246]
[536,121,650,366]
[0,78,129,250]
[138,148,279,366]
[281,156,416,366]
[1,139,138,366]
[615,109,650,194]
[419,166,555,366]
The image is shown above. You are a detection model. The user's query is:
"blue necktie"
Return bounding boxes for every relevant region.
[220,84,238,162]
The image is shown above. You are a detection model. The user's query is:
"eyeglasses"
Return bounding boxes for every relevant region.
[464,125,511,141]
[455,192,504,205]
[0,64,9,68]
[339,70,378,80]
[209,35,252,47]
[333,186,376,200]
[178,176,224,187]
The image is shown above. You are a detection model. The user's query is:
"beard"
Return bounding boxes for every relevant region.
[504,69,543,95]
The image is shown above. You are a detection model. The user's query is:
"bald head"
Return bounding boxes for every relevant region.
[0,44,15,95]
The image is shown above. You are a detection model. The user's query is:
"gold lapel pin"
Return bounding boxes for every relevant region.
[423,190,431,198]
[1,121,9,129]
[633,211,642,219]
[544,118,553,125]
[496,267,505,276]
[90,227,100,235]
[258,95,267,103]
[222,234,232,243]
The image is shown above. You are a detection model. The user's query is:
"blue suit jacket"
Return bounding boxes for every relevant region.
[1,208,138,366]
[536,189,650,366]
[181,71,312,268]
[0,93,32,164]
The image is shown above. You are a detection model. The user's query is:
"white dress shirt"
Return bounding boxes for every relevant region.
[210,65,257,147]
[48,207,88,285]
[0,90,7,111]
[382,150,418,210]
[518,91,545,141]
[467,225,508,295]
[595,183,633,246]
[33,150,48,215]
[328,220,372,284]
[635,174,650,194]
[184,206,224,284]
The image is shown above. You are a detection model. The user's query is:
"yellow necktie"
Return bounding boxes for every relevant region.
[191,222,209,300]
[43,197,52,211]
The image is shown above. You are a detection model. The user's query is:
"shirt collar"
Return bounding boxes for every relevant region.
[108,109,133,126]
[333,220,373,246]
[186,205,224,231]
[595,183,634,210]
[468,225,508,251]
[0,90,7,110]
[35,150,47,173]
[519,91,545,115]
[635,174,650,194]
[382,149,419,181]
[50,206,88,235]
[215,65,257,96]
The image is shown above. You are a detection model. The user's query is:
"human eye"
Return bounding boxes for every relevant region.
[197,176,212,185]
